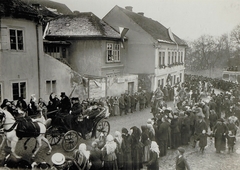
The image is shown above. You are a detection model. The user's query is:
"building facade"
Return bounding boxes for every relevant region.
[0,0,77,103]
[44,13,138,98]
[103,6,187,91]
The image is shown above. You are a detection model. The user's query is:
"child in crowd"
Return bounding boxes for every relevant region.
[198,129,208,153]
[227,130,236,153]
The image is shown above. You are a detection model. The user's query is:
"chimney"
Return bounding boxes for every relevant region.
[125,6,133,12]
[138,12,144,16]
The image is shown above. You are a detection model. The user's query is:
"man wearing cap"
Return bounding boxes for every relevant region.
[156,116,170,157]
[175,147,191,170]
[58,92,71,114]
[193,114,207,148]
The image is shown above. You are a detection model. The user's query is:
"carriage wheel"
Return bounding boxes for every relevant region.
[62,130,79,152]
[95,120,110,138]
[46,126,61,146]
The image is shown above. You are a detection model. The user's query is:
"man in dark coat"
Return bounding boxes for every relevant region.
[119,94,126,116]
[122,128,133,170]
[58,92,71,113]
[213,118,228,153]
[124,93,131,114]
[130,94,136,113]
[193,115,207,148]
[156,116,170,157]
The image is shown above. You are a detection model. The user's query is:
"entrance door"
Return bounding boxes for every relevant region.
[128,82,134,95]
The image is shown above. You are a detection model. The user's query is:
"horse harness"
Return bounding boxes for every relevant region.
[0,112,41,138]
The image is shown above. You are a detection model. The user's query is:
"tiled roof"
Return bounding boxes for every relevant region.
[21,0,72,15]
[117,6,186,46]
[0,0,38,20]
[46,13,121,39]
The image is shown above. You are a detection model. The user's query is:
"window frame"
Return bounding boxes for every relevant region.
[11,81,27,101]
[9,28,25,51]
[106,42,120,63]
[46,80,57,94]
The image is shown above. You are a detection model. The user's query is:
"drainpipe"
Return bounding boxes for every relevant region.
[36,23,41,98]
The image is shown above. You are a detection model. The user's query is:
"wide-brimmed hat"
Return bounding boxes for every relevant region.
[51,153,65,165]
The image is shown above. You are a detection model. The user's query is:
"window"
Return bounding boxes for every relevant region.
[168,52,171,64]
[178,52,180,63]
[159,52,162,66]
[159,52,165,67]
[46,80,56,94]
[107,43,120,62]
[162,52,165,65]
[172,52,174,63]
[0,83,2,104]
[9,29,24,51]
[175,52,177,63]
[180,73,182,82]
[181,52,183,62]
[12,82,26,100]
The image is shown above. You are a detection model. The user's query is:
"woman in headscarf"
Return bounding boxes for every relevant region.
[114,131,124,169]
[73,143,91,170]
[146,122,155,141]
[145,141,160,170]
[130,126,143,170]
[101,134,118,170]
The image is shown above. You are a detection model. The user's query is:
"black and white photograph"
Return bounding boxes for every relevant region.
[0,0,240,169]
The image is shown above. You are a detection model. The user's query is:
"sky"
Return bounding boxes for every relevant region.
[53,0,240,41]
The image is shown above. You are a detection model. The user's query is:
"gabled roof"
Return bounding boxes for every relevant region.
[21,0,72,15]
[116,6,186,46]
[45,13,121,39]
[0,0,38,20]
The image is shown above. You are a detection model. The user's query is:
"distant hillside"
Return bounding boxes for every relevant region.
[21,0,72,15]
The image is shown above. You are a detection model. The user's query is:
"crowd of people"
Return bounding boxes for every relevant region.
[1,73,240,169]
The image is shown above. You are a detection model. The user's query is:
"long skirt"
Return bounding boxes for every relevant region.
[104,159,118,170]
[142,145,150,162]
[114,104,120,116]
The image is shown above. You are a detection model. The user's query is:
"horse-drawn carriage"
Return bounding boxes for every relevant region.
[46,106,110,152]
[0,105,110,159]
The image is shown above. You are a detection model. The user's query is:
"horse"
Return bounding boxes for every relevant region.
[0,108,52,159]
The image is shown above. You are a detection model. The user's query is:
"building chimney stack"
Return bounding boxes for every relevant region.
[125,6,133,12]
[138,12,144,16]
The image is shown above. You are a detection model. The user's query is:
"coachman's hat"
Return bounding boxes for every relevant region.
[60,92,66,97]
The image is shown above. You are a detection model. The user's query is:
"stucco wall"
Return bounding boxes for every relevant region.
[0,18,40,101]
[67,39,128,77]
[103,9,156,74]
[106,74,138,97]
[40,54,75,101]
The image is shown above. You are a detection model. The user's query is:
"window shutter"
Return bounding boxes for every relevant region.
[0,27,9,50]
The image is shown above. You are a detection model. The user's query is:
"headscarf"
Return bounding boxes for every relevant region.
[150,141,160,158]
[79,143,90,159]
[104,134,117,154]
[114,131,123,145]
[146,124,155,136]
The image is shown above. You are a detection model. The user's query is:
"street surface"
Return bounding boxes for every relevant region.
[1,92,240,169]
